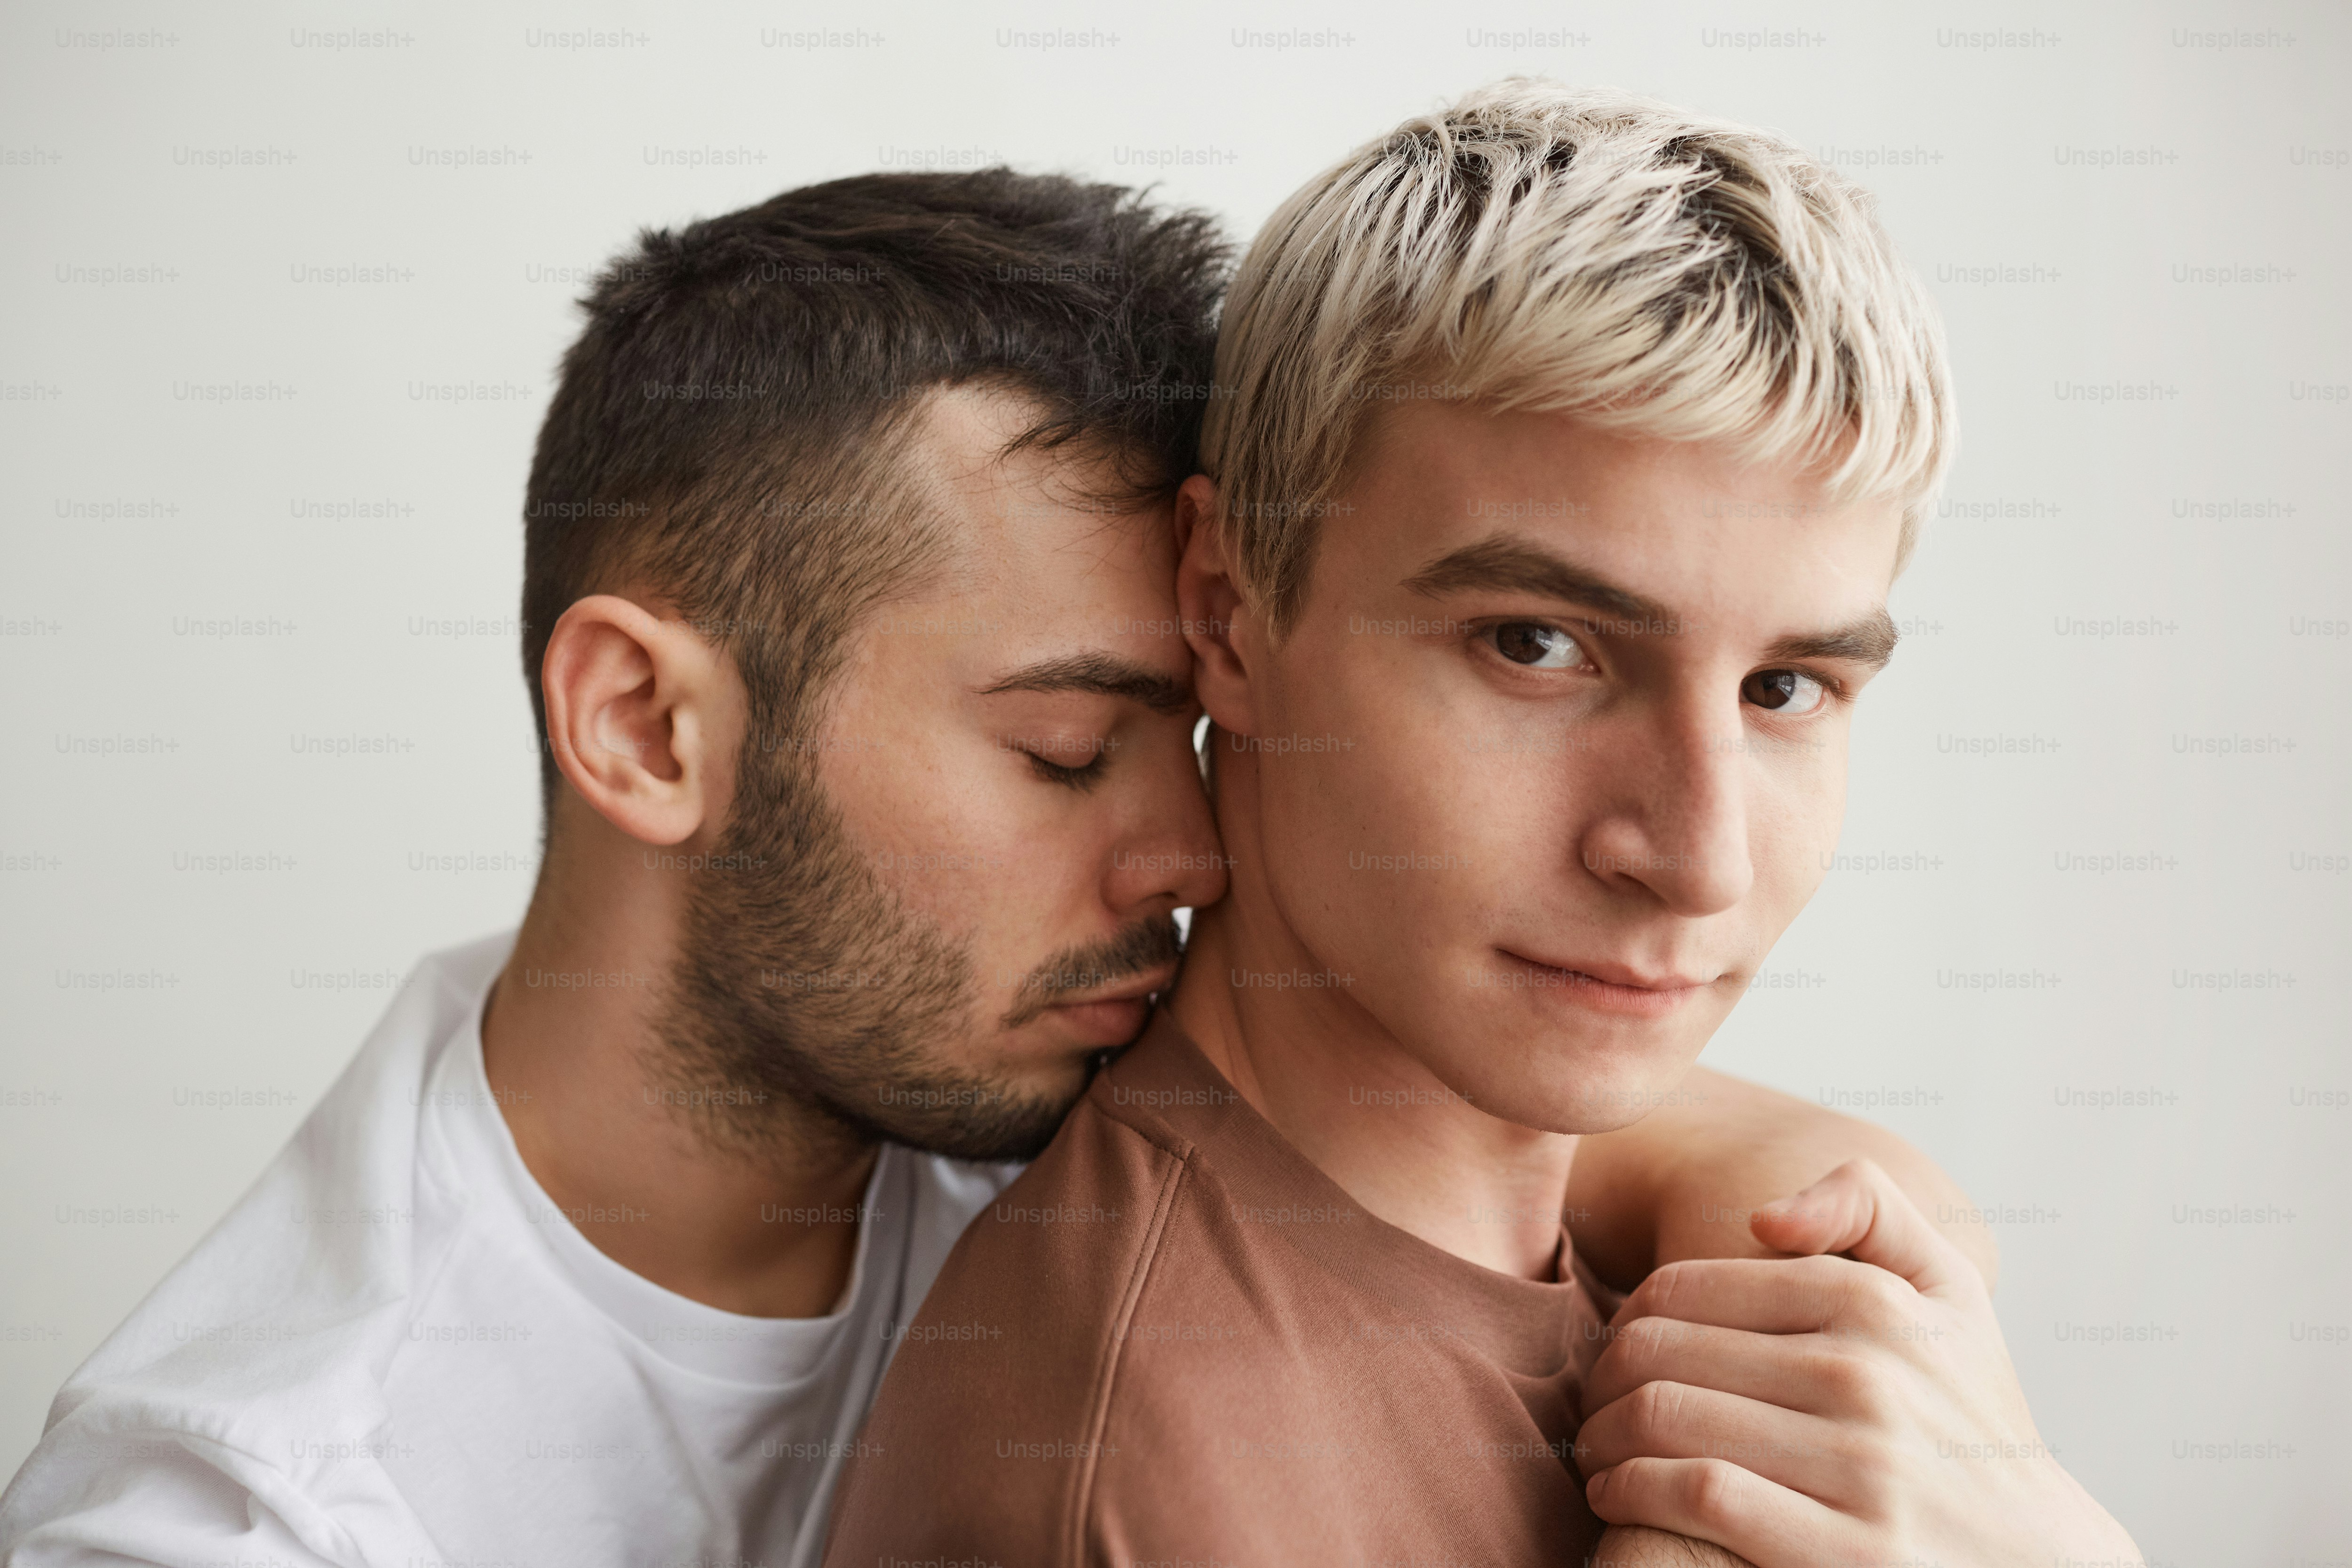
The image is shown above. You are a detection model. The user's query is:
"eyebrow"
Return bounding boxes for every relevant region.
[1765,612,1900,672]
[1403,534,1670,625]
[1404,531,1900,669]
[979,651,1193,714]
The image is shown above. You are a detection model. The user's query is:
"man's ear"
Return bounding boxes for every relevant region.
[540,595,733,847]
[1175,474,1263,739]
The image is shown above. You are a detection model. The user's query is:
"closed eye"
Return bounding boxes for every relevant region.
[1016,743,1110,792]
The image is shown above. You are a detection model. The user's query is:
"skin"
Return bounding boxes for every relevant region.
[1566,1059,1995,1293]
[1170,399,2138,1564]
[1583,1159,2136,1566]
[485,387,1994,1321]
[484,388,1222,1316]
[482,384,2038,1561]
[810,389,1225,1079]
[1173,406,1907,1274]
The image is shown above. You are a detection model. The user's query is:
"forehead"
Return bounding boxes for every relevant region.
[1341,399,1902,621]
[888,384,1181,657]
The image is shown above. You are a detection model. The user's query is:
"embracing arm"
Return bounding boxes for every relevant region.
[1588,1526,1754,1566]
[1561,1071,2018,1567]
[1564,1065,1996,1292]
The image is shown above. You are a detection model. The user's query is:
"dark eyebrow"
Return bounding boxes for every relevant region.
[979,651,1192,714]
[1402,534,1670,625]
[1766,610,1899,672]
[1409,531,1899,670]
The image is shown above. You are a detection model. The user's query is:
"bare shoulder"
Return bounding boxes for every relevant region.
[1568,1066,1999,1290]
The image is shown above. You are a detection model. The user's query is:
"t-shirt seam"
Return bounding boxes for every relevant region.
[389,1042,496,1390]
[55,1418,367,1564]
[1063,1137,1192,1565]
[1088,1091,1193,1161]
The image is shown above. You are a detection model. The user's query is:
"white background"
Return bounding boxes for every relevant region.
[2,0,2345,1555]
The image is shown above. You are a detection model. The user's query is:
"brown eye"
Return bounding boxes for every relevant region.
[1740,669,1827,714]
[1490,622,1586,669]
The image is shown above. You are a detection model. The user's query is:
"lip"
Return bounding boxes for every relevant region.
[1049,964,1178,1008]
[1494,950,1714,1018]
[1040,965,1178,1047]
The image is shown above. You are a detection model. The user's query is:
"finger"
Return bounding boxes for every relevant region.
[1612,1254,1859,1336]
[1748,1158,1973,1299]
[1586,1456,1859,1568]
[1576,1380,1854,1503]
[1584,1316,1861,1418]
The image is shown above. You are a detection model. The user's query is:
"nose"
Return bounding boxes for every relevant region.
[1575,692,1753,917]
[1103,727,1230,919]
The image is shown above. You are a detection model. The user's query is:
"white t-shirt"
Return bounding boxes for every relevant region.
[0,931,1020,1568]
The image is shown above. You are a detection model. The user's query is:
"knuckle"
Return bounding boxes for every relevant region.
[1806,1335,1900,1420]
[1788,1253,1848,1309]
[1626,1378,1669,1429]
[1644,1259,1696,1318]
[1807,1345,1874,1404]
[1621,1315,1681,1368]
[1589,1345,1640,1403]
[1844,1265,1912,1327]
[1628,1378,1687,1441]
[1797,1339,1902,1427]
[1842,1441,1903,1512]
[1680,1457,1750,1527]
[1811,1158,1865,1194]
[1838,1360,1900,1426]
[1607,1454,1668,1501]
[1591,1350,1642,1401]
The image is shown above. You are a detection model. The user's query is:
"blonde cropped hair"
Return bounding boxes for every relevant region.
[1200,80,1956,629]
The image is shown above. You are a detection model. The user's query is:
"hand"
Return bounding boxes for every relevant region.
[1573,1159,2139,1567]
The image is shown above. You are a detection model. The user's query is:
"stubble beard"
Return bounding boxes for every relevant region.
[652,749,1179,1167]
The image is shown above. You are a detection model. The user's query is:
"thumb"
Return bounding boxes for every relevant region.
[1749,1158,1972,1298]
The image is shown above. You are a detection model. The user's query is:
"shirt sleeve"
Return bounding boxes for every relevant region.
[1,1427,361,1568]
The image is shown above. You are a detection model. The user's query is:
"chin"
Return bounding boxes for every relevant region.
[874,1068,1089,1164]
[1426,1001,1708,1135]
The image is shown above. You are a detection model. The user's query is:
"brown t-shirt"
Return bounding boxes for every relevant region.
[822,1009,1615,1567]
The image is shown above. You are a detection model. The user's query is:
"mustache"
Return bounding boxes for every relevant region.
[998,915,1184,1028]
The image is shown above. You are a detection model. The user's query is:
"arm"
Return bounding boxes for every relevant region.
[1565,1069,1985,1568]
[1573,1162,2139,1566]
[1564,1066,1996,1292]
[1590,1525,1753,1567]
[0,1423,358,1568]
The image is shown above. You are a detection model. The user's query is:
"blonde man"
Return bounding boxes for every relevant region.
[822,84,2139,1566]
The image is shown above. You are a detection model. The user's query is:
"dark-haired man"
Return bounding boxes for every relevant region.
[2,168,1989,1568]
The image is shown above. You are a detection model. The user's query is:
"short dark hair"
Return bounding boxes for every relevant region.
[520,168,1231,809]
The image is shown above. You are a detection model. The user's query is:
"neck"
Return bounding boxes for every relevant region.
[1168,763,1577,1281]
[481,815,878,1317]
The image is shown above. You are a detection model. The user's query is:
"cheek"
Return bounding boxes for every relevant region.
[812,645,947,831]
[1253,677,1498,967]
[1748,741,1851,916]
[818,722,1012,926]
